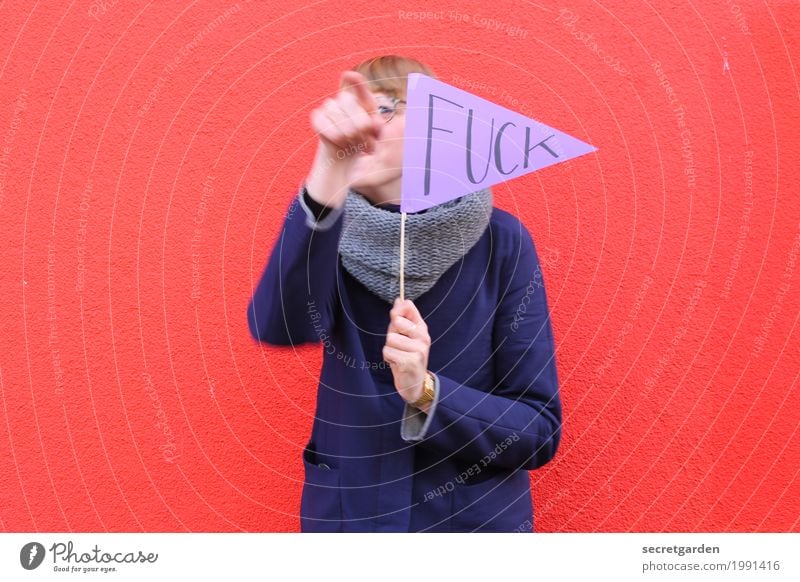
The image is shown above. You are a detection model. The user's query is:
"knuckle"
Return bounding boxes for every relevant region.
[354,116,371,132]
[324,128,342,141]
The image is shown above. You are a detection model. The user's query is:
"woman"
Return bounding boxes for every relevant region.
[247,55,562,532]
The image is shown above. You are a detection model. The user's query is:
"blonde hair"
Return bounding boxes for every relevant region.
[345,55,436,101]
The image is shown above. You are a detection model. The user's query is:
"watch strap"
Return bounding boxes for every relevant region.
[411,371,436,408]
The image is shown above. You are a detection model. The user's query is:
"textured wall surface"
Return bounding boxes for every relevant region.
[1,0,798,532]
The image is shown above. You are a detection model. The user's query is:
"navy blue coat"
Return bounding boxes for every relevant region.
[247,189,562,532]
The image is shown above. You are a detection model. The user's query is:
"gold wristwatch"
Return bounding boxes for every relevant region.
[411,371,436,409]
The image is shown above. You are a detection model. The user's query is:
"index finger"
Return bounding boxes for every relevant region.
[340,71,379,116]
[391,298,424,325]
[388,314,420,337]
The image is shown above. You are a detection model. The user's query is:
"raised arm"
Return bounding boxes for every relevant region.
[247,70,384,345]
[246,186,345,345]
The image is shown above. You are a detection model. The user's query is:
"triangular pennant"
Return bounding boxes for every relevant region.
[400,73,597,213]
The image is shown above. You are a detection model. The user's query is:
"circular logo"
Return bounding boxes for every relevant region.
[20,542,46,570]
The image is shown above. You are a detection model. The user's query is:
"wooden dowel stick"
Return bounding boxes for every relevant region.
[399,211,406,301]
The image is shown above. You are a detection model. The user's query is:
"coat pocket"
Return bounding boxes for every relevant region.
[299,441,342,532]
[450,468,532,532]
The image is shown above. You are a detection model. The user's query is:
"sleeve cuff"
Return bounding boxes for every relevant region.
[297,186,345,231]
[400,373,441,442]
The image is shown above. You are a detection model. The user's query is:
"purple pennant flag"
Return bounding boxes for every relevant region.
[400,73,598,213]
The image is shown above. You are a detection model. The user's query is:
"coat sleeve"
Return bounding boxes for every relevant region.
[401,223,562,472]
[246,186,344,345]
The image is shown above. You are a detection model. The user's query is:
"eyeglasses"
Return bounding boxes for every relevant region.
[374,97,406,123]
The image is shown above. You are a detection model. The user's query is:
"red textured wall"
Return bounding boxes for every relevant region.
[1,0,798,532]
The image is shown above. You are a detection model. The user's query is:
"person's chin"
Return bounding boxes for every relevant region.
[348,169,381,192]
[348,166,401,197]
[348,174,372,191]
[347,159,370,184]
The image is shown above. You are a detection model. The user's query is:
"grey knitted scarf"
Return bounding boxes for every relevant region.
[338,188,493,304]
